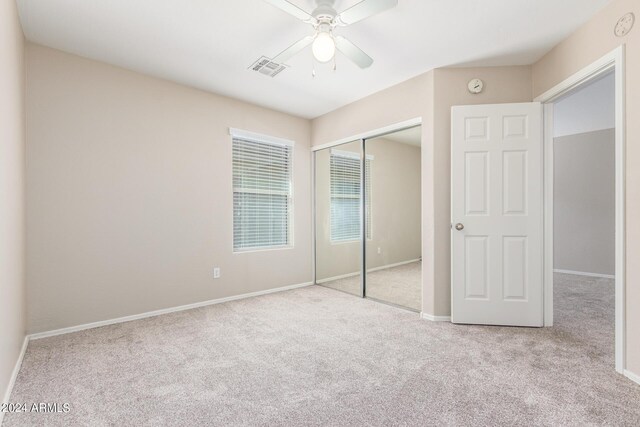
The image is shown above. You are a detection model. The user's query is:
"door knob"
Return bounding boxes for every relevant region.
[455,223,464,231]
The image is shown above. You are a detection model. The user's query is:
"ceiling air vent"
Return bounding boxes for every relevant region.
[249,56,287,78]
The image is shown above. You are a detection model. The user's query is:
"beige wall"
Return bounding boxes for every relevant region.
[0,0,26,403]
[26,44,313,333]
[532,0,640,376]
[554,129,615,276]
[311,66,532,316]
[315,138,421,281]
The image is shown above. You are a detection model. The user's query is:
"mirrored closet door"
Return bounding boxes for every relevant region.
[314,127,422,312]
[364,128,422,311]
[314,140,363,297]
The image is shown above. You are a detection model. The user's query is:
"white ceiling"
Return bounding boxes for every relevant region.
[17,0,609,119]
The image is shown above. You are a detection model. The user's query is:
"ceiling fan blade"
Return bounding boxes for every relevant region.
[335,36,373,69]
[264,0,316,24]
[336,0,398,26]
[273,35,315,64]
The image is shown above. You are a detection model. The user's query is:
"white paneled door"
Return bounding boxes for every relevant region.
[451,103,543,327]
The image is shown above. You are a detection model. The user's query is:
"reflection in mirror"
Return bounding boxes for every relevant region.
[364,126,422,311]
[314,140,363,297]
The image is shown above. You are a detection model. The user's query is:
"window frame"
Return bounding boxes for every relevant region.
[230,128,294,253]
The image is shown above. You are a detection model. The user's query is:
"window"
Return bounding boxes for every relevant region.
[330,150,372,242]
[232,129,293,252]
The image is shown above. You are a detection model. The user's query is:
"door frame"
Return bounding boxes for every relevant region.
[533,46,626,374]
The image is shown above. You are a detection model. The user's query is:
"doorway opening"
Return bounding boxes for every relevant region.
[551,71,616,367]
[313,125,422,312]
[535,47,625,374]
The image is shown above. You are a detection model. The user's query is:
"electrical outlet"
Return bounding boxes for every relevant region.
[213,267,221,279]
[377,247,382,255]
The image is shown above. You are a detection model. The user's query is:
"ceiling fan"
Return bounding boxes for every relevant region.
[264,0,398,69]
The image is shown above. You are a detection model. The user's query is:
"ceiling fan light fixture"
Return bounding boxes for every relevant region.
[312,32,335,63]
[266,0,395,69]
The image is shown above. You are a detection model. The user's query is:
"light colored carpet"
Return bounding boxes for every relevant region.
[4,273,640,426]
[320,261,421,311]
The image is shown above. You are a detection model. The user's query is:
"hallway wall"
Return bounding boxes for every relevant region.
[554,129,615,276]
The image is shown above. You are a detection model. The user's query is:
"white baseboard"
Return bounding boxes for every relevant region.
[624,369,640,386]
[1,335,29,425]
[316,258,421,284]
[29,281,313,340]
[420,312,451,322]
[553,269,615,279]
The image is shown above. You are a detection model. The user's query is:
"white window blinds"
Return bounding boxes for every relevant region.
[330,151,372,242]
[232,132,293,252]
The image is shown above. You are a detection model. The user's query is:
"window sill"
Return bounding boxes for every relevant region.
[233,245,294,254]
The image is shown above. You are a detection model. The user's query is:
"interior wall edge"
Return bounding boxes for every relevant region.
[0,0,27,416]
[0,336,29,424]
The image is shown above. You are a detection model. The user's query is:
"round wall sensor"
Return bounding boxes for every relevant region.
[468,78,484,94]
[614,12,634,37]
